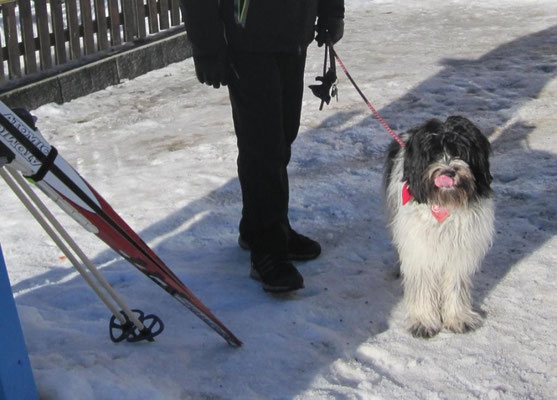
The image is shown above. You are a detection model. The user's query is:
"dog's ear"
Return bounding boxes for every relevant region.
[471,134,493,195]
[403,119,443,203]
[384,138,402,191]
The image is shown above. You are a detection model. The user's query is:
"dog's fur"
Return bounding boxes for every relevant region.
[384,116,494,338]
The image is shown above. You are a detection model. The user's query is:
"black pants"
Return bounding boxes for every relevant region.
[228,51,307,254]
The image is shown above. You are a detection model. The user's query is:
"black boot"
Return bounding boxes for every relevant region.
[287,229,321,261]
[239,228,321,261]
[250,253,304,293]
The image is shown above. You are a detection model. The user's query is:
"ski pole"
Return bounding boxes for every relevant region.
[0,168,161,341]
[0,103,237,346]
[0,168,128,319]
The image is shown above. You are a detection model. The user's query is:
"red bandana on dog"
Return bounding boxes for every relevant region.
[430,204,450,222]
[402,182,414,205]
[402,182,451,222]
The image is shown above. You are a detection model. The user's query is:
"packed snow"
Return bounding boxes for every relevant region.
[1,0,556,399]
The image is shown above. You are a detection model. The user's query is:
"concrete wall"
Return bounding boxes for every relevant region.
[0,31,192,111]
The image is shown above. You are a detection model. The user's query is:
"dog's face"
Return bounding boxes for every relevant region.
[403,116,492,207]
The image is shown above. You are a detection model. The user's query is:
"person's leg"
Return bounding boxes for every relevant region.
[278,51,322,260]
[280,51,306,155]
[228,52,290,254]
[230,51,320,261]
[228,52,303,292]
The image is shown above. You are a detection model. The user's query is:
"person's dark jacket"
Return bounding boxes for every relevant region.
[180,0,345,56]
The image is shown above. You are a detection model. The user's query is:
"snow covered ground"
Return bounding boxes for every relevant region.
[1,0,556,398]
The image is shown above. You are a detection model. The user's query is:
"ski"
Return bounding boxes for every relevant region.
[0,101,242,347]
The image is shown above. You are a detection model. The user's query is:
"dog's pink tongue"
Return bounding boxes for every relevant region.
[435,175,454,188]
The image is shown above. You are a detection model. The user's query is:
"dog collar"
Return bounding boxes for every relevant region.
[402,182,451,223]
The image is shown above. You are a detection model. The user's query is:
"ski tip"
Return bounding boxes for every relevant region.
[227,336,243,347]
[219,327,242,347]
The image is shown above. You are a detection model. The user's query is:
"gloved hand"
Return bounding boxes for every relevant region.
[193,51,229,89]
[13,107,37,130]
[0,107,34,167]
[316,17,344,47]
[0,144,12,167]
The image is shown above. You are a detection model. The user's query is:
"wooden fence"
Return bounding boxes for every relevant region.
[0,0,183,87]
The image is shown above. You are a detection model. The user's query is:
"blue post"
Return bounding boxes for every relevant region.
[0,245,38,400]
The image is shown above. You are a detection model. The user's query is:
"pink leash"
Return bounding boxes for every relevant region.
[326,46,453,221]
[329,45,406,148]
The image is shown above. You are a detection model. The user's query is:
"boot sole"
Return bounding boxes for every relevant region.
[239,237,320,261]
[249,268,304,293]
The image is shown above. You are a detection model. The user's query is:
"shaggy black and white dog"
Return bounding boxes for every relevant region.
[384,116,494,338]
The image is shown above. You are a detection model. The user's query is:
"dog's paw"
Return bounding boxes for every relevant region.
[443,311,483,334]
[409,322,441,339]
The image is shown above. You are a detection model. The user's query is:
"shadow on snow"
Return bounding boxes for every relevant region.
[11,25,557,398]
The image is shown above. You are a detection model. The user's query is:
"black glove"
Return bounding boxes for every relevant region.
[13,108,37,130]
[0,143,13,167]
[193,51,229,89]
[0,108,34,167]
[316,17,344,47]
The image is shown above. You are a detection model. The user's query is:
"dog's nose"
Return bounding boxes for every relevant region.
[442,169,456,178]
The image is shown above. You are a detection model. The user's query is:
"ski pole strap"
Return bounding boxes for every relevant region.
[309,42,339,110]
[0,112,58,182]
[25,146,58,183]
